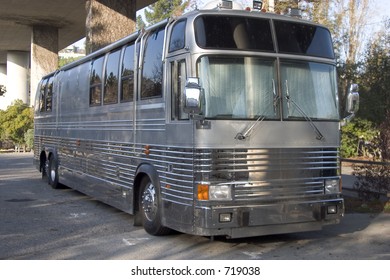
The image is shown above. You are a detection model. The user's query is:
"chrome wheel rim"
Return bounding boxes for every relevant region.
[50,162,56,182]
[141,183,157,222]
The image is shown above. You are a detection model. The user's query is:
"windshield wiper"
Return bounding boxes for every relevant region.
[272,79,280,115]
[285,80,324,141]
[235,83,279,141]
[235,114,265,140]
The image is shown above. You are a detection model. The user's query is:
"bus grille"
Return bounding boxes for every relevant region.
[194,148,339,201]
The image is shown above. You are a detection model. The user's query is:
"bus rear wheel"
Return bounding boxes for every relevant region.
[139,177,171,235]
[48,155,60,189]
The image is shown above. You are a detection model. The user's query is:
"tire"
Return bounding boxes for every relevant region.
[41,159,47,180]
[48,155,60,189]
[139,176,171,235]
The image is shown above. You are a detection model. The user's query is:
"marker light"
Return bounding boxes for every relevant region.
[220,0,233,9]
[197,184,209,200]
[143,145,150,155]
[253,0,263,11]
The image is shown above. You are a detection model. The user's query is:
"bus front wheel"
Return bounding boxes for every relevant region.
[139,177,170,235]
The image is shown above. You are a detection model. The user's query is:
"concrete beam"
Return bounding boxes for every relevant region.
[86,0,137,54]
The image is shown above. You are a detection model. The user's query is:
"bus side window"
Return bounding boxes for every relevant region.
[89,56,104,106]
[39,79,48,112]
[45,77,53,111]
[104,49,120,105]
[169,20,186,53]
[141,28,165,100]
[171,60,188,120]
[121,43,135,102]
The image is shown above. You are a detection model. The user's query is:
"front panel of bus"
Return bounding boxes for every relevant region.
[163,9,342,238]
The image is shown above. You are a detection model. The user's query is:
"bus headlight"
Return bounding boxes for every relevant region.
[209,185,232,200]
[197,184,232,200]
[324,179,340,194]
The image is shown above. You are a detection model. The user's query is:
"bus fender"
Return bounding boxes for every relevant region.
[133,163,161,226]
[46,147,57,159]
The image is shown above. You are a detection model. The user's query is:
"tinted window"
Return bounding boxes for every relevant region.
[39,79,48,112]
[38,77,54,112]
[171,60,188,120]
[121,44,135,102]
[169,20,186,52]
[141,28,164,99]
[45,77,53,111]
[90,56,104,106]
[274,21,334,58]
[195,16,274,51]
[104,50,120,104]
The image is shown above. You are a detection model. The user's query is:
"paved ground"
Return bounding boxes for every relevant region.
[0,152,389,260]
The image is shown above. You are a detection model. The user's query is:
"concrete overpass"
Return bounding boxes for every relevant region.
[0,0,156,110]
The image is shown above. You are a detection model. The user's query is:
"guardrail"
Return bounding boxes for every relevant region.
[341,158,390,201]
[341,158,390,166]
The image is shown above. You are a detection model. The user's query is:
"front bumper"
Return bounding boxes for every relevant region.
[193,198,344,238]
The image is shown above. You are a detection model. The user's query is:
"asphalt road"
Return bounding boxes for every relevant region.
[1,152,389,260]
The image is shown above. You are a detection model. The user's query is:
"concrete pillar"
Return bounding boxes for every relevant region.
[0,64,6,88]
[30,25,58,108]
[1,51,30,110]
[86,0,137,54]
[0,64,6,106]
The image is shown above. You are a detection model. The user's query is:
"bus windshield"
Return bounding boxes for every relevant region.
[281,61,339,120]
[197,56,277,119]
[197,57,339,121]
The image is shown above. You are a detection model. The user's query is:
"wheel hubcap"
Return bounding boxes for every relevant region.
[141,183,157,222]
[50,168,56,182]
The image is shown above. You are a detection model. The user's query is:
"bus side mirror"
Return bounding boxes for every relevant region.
[183,78,203,116]
[346,84,359,114]
[342,83,359,125]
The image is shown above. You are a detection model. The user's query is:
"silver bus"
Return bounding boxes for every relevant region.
[34,1,358,238]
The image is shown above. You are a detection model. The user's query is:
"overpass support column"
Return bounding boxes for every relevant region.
[0,64,6,107]
[86,0,136,54]
[4,51,30,109]
[30,26,58,107]
[0,64,6,87]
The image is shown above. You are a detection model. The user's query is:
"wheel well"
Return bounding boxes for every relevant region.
[39,151,47,172]
[133,173,148,212]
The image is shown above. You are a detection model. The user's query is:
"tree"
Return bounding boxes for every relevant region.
[144,0,189,25]
[58,56,82,68]
[358,19,390,124]
[0,100,34,151]
[24,128,34,151]
[0,85,5,97]
[137,14,146,30]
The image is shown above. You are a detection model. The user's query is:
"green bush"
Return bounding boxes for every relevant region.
[341,118,380,158]
[25,128,34,151]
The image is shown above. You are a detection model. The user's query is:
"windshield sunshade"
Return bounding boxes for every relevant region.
[197,56,277,119]
[281,60,339,120]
